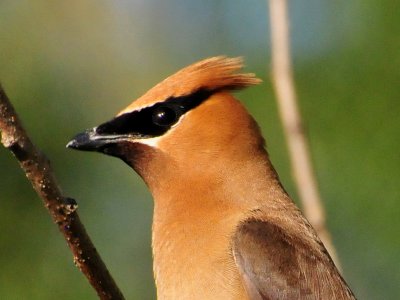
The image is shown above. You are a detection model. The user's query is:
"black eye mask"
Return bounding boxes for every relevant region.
[96,89,213,138]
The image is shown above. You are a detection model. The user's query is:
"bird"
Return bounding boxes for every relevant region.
[67,56,356,300]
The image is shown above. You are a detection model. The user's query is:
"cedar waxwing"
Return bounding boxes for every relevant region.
[67,57,355,300]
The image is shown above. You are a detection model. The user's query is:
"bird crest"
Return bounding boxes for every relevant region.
[118,56,262,115]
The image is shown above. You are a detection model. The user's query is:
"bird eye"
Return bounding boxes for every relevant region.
[152,105,180,127]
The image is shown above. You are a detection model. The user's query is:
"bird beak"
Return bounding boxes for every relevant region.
[66,128,123,153]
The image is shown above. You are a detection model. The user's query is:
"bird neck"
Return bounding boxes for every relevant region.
[149,149,287,299]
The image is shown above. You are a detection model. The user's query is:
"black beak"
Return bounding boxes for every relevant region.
[67,111,147,154]
[66,128,119,152]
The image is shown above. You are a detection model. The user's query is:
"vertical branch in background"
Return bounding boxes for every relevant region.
[268,0,341,268]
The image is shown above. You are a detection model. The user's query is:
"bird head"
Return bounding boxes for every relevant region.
[67,57,263,191]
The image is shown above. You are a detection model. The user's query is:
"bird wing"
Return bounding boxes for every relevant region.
[232,219,355,300]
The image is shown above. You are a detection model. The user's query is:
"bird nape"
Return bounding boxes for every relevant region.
[67,56,356,300]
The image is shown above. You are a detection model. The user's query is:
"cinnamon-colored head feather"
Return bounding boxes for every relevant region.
[118,56,261,115]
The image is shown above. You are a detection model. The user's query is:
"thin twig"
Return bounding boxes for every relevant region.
[268,0,341,269]
[0,84,125,300]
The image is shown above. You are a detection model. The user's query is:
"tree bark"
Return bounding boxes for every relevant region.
[0,84,125,300]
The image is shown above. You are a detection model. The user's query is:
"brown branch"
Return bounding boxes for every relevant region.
[268,0,341,268]
[0,84,125,300]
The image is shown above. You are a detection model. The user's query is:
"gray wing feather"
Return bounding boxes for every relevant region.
[232,219,356,300]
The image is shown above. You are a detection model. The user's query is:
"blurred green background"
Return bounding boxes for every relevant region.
[1,1,399,299]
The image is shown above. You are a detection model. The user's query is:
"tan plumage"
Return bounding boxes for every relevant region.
[67,56,356,299]
[118,56,261,115]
